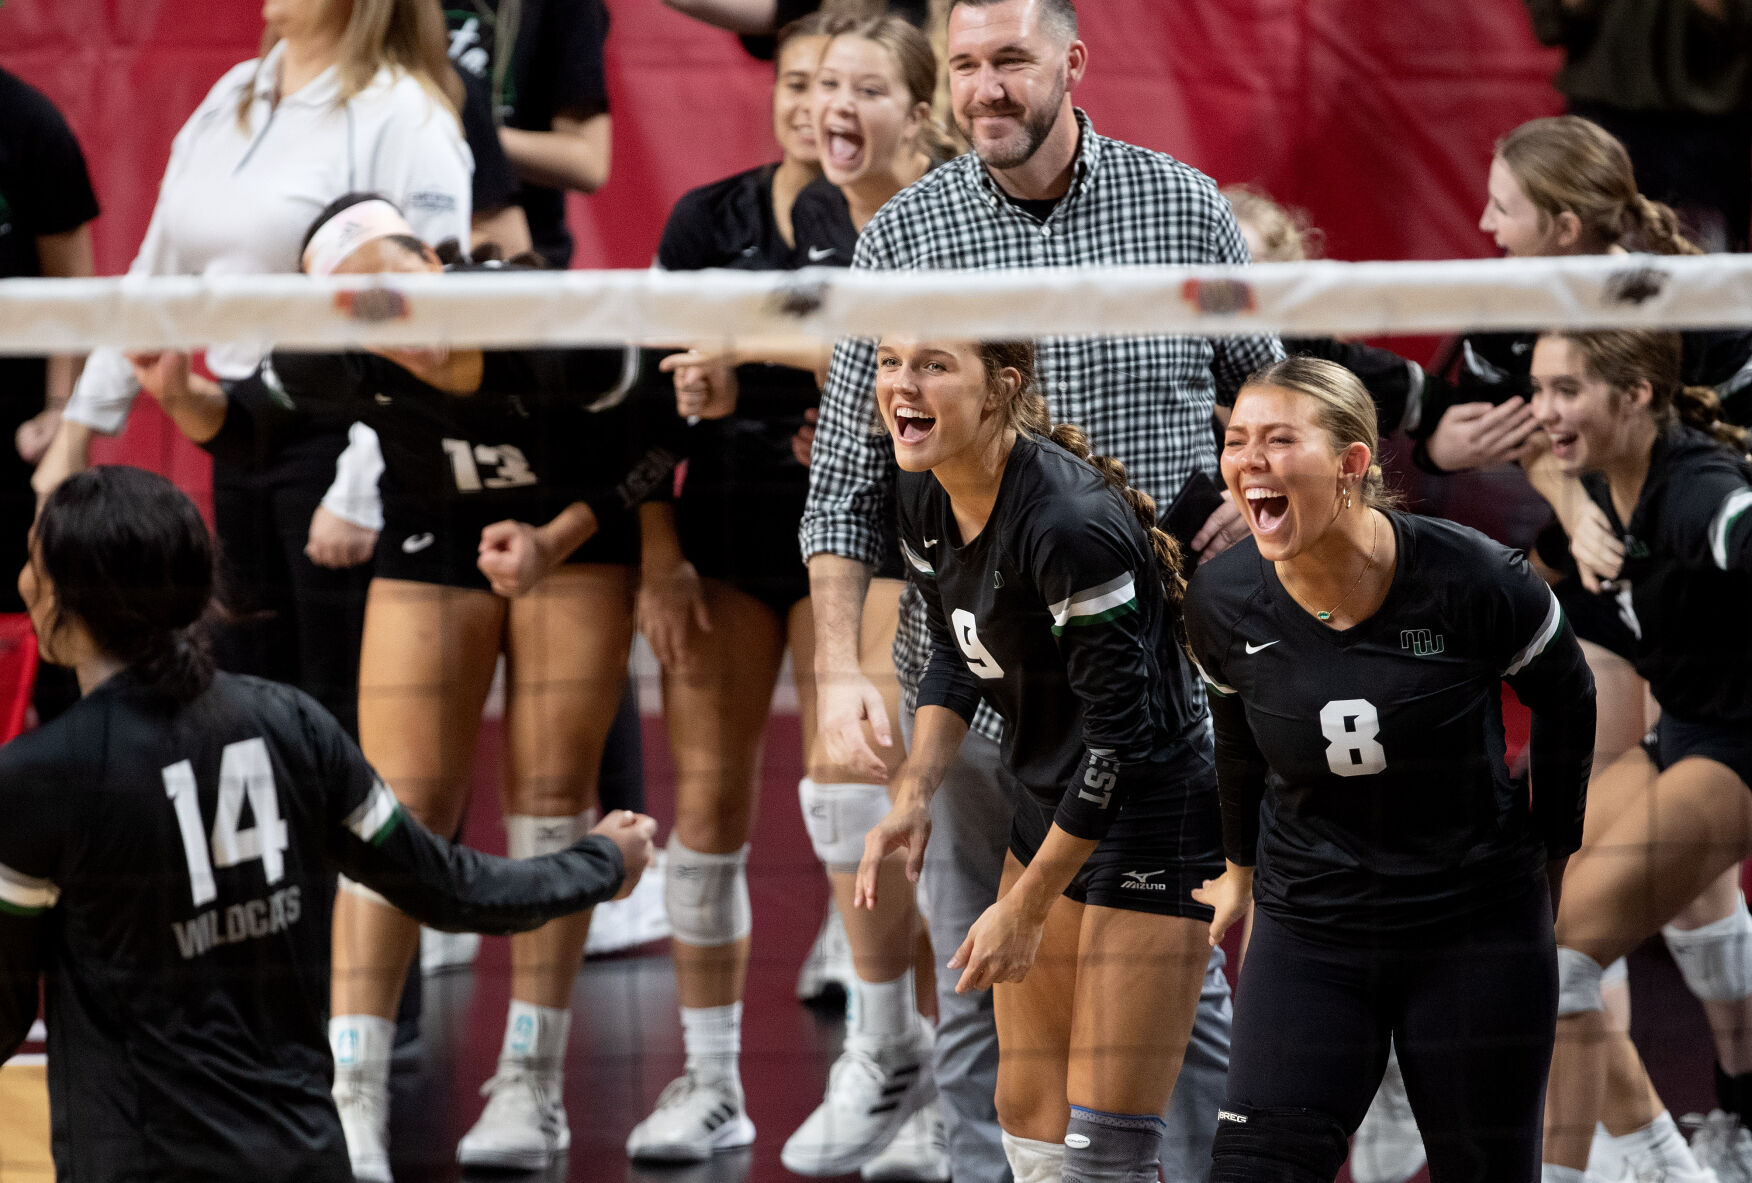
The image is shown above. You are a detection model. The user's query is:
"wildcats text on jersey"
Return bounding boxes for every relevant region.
[172,884,303,960]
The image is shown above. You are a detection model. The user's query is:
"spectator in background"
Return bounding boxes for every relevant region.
[0,66,98,724]
[1523,0,1752,251]
[30,0,472,744]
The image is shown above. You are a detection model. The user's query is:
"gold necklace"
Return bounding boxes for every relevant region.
[1315,511,1379,623]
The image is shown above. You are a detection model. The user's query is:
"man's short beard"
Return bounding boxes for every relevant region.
[959,74,1067,170]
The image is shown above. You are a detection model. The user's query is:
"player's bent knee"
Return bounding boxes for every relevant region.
[1000,1130,1066,1183]
[1557,946,1606,1016]
[1062,1108,1164,1183]
[665,836,751,948]
[1663,894,1752,1001]
[798,778,890,872]
[1208,1105,1348,1183]
[505,809,597,859]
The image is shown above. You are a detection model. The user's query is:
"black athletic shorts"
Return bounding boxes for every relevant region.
[677,479,810,616]
[1643,712,1752,792]
[375,508,639,592]
[1008,739,1222,920]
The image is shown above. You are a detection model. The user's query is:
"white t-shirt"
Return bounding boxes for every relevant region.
[67,41,473,434]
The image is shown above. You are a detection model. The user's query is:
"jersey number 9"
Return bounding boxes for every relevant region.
[951,609,1006,680]
[162,738,290,908]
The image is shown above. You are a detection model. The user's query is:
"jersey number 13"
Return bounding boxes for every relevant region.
[162,738,290,907]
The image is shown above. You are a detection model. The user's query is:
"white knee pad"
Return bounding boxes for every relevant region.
[1663,895,1752,1002]
[798,779,891,871]
[665,837,752,948]
[506,809,598,859]
[1557,946,1606,1016]
[337,874,391,908]
[1001,1130,1066,1183]
[1601,957,1628,991]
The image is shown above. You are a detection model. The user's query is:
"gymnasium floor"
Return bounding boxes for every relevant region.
[0,708,1721,1183]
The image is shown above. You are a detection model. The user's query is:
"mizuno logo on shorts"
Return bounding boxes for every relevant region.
[1122,870,1167,891]
[401,533,436,554]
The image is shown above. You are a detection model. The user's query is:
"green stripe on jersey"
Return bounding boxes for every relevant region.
[1711,488,1752,571]
[0,862,58,917]
[1049,573,1137,634]
[345,780,404,846]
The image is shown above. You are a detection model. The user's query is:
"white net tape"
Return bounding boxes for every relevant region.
[0,253,1749,355]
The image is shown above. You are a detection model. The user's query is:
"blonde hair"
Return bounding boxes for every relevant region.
[1221,184,1324,263]
[1240,357,1401,508]
[991,341,1188,611]
[821,14,959,164]
[242,0,460,127]
[1540,329,1748,452]
[1497,116,1700,256]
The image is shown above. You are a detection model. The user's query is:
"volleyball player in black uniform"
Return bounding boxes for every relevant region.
[852,338,1221,1183]
[1519,329,1752,1183]
[1183,357,1595,1183]
[0,466,656,1183]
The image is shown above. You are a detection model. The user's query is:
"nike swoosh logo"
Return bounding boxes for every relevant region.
[1243,640,1279,654]
[401,533,436,554]
[807,246,836,262]
[922,538,938,547]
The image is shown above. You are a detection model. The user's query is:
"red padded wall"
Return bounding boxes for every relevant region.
[0,0,1564,484]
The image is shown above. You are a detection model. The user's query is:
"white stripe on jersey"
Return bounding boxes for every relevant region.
[1050,572,1137,630]
[0,861,59,916]
[344,779,403,846]
[900,538,935,576]
[1710,487,1752,571]
[1504,585,1564,676]
[1189,654,1237,698]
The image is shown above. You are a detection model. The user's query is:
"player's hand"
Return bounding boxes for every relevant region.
[1190,491,1248,563]
[818,672,894,782]
[792,407,819,467]
[660,350,740,419]
[948,893,1045,993]
[1424,399,1540,472]
[1191,864,1254,948]
[127,350,189,404]
[591,810,659,901]
[306,505,378,568]
[637,556,711,673]
[15,406,61,464]
[477,519,559,597]
[1569,500,1624,590]
[854,792,932,910]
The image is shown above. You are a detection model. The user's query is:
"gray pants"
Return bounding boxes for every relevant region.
[907,714,1231,1183]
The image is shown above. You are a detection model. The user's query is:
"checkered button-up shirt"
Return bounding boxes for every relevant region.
[800,110,1284,739]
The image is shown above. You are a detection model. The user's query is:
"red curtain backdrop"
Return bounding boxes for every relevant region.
[0,0,1563,483]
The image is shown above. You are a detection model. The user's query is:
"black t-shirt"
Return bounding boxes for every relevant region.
[458,69,521,217]
[260,342,677,545]
[1183,513,1596,941]
[901,435,1206,842]
[1581,423,1752,725]
[0,670,624,1183]
[445,0,612,268]
[790,175,859,266]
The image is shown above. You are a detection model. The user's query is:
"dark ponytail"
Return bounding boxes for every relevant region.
[984,341,1186,611]
[1675,384,1749,452]
[34,466,217,703]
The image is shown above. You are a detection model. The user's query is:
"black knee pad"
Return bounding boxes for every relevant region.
[1209,1105,1350,1183]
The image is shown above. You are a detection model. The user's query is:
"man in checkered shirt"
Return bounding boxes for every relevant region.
[795,1,1282,1179]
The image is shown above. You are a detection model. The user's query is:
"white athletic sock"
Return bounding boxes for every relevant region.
[681,1002,742,1085]
[499,999,570,1086]
[847,969,920,1052]
[329,1015,394,1089]
[1541,1165,1587,1183]
[1618,1111,1702,1170]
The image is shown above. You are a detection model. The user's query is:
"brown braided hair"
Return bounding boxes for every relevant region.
[982,341,1187,611]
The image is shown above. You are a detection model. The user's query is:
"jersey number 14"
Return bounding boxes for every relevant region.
[162,738,290,907]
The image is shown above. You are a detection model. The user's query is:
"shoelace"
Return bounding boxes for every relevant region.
[826,1048,893,1103]
[477,1067,562,1131]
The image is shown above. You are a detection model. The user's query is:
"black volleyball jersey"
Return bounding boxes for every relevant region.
[1582,423,1752,725]
[264,345,680,544]
[901,435,1206,842]
[1183,513,1595,939]
[0,671,624,1183]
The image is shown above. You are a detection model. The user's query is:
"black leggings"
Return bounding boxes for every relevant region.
[1225,884,1557,1183]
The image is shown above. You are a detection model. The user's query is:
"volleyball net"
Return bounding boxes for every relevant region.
[3,252,1751,355]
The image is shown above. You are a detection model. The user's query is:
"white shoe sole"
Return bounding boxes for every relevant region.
[456,1131,570,1171]
[628,1113,757,1164]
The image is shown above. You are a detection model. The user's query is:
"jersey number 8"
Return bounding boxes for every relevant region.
[1319,698,1387,777]
[162,738,290,908]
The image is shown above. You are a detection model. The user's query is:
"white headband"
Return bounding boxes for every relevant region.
[302,199,418,277]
